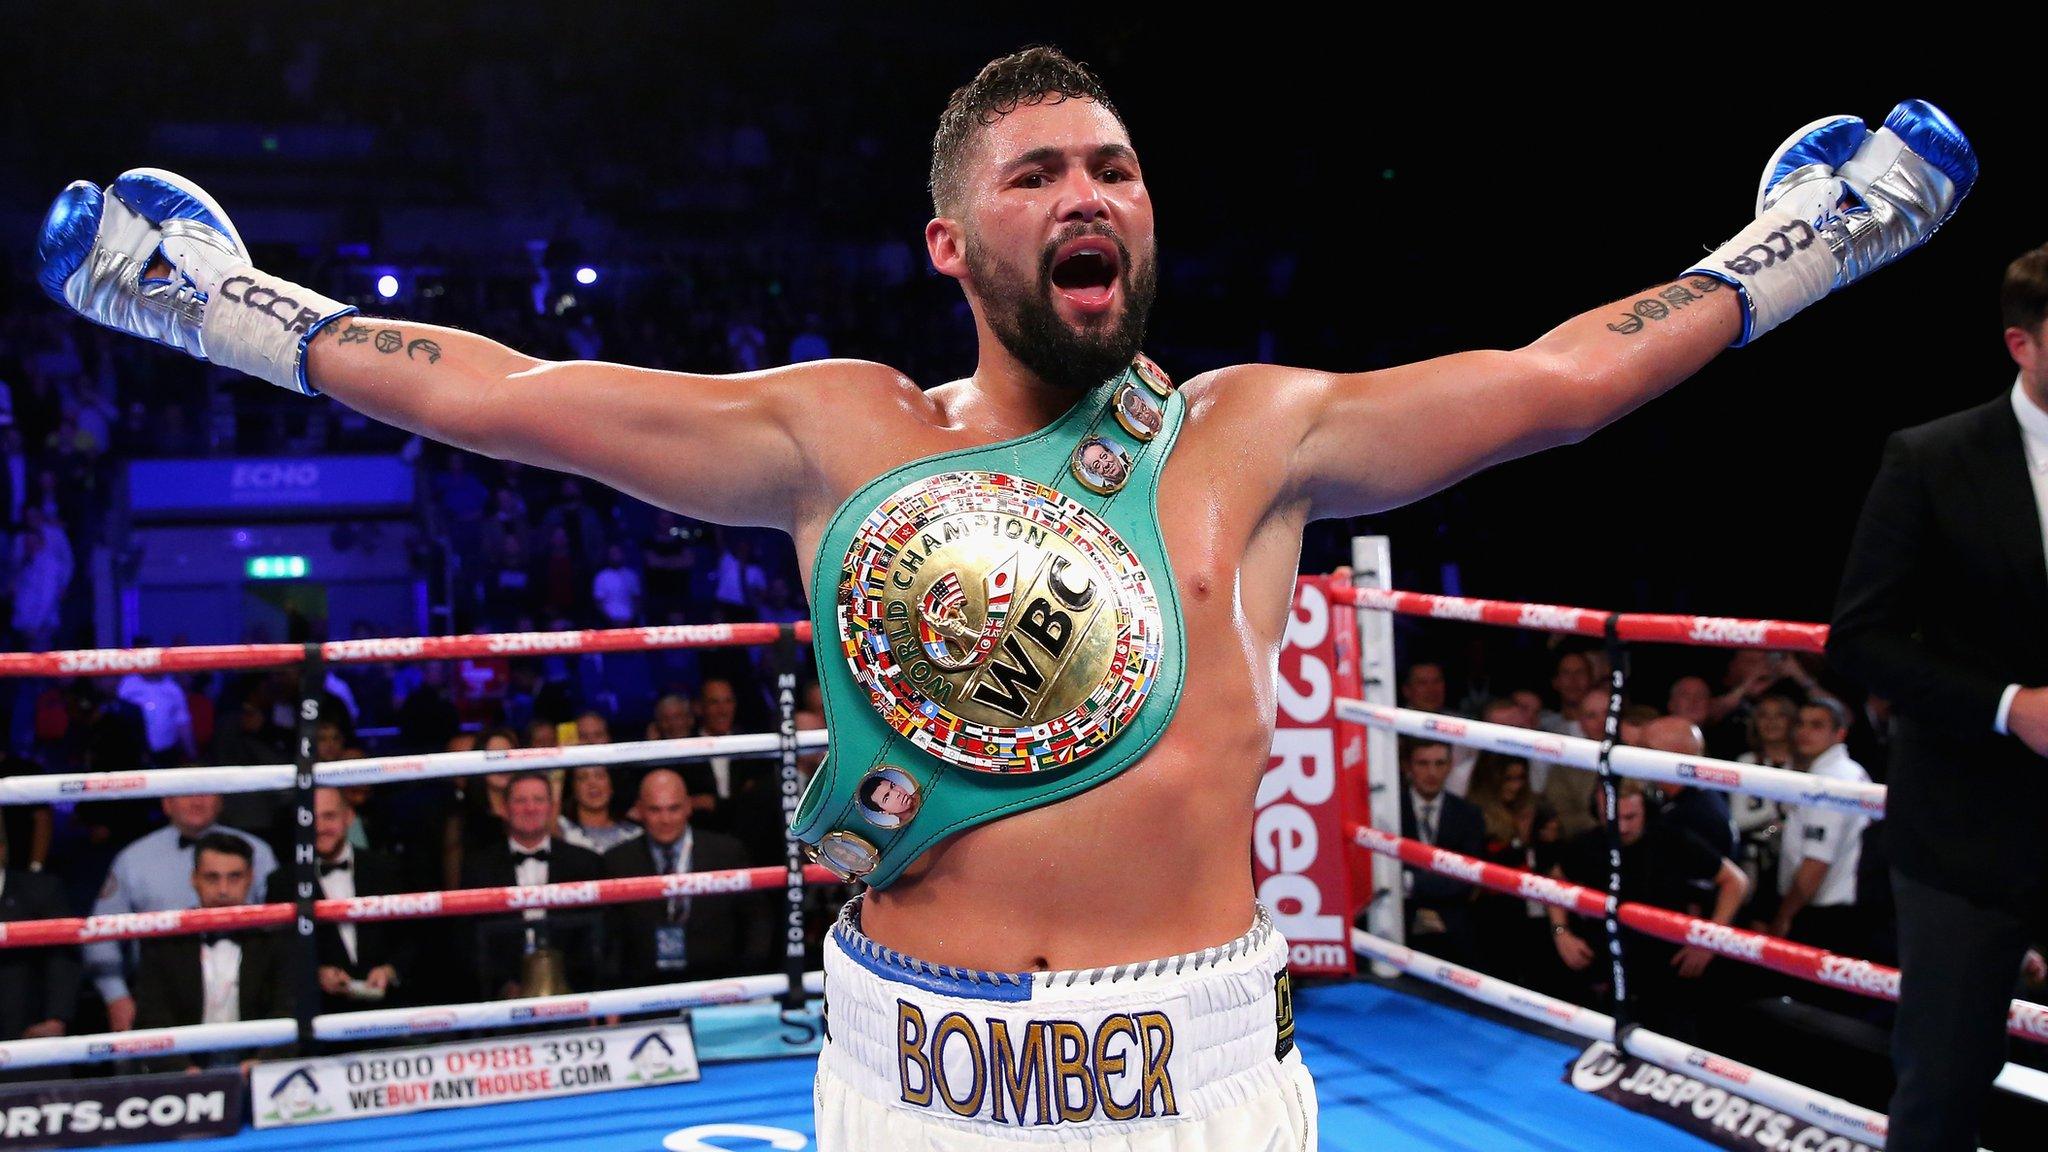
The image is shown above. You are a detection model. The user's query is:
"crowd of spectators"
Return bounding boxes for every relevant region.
[1377,641,2048,1054]
[0,651,842,1077]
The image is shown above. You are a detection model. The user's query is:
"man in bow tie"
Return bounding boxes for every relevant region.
[460,772,604,999]
[265,788,415,1016]
[85,792,275,1032]
[133,834,293,1072]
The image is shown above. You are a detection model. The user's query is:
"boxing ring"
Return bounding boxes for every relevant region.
[0,543,2036,1149]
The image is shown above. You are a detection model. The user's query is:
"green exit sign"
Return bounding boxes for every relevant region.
[247,556,308,580]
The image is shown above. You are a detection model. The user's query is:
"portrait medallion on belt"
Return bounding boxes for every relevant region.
[838,471,1164,774]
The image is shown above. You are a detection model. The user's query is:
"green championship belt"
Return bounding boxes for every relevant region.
[791,355,1187,888]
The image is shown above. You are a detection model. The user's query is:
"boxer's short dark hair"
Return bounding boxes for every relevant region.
[2000,242,2048,332]
[930,46,1124,217]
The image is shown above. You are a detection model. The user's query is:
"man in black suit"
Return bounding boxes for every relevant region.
[265,788,416,1014]
[604,769,771,986]
[0,822,78,1073]
[1397,738,1486,964]
[460,771,605,999]
[132,834,293,1072]
[1829,243,2048,1151]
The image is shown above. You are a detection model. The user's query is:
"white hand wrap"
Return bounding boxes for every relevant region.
[161,219,352,395]
[1687,209,1838,344]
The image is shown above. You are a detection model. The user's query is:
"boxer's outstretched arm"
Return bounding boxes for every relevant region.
[303,318,877,530]
[1281,276,1741,520]
[1267,100,1978,521]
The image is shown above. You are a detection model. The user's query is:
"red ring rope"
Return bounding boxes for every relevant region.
[0,621,816,679]
[0,864,843,949]
[1334,581,1829,653]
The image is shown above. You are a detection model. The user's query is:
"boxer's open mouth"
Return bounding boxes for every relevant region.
[1051,239,1121,313]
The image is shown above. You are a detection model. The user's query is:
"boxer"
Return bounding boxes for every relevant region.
[38,47,1972,1149]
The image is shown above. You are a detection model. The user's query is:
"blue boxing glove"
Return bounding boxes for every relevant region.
[37,168,352,394]
[1686,100,1977,345]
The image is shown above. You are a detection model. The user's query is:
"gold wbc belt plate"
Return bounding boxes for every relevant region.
[838,469,1163,774]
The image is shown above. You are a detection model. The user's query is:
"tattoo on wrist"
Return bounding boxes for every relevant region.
[1605,277,1725,336]
[406,339,443,364]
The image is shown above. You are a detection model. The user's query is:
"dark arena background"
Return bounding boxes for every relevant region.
[0,5,2044,1150]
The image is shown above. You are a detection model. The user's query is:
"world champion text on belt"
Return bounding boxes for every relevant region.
[837,470,1164,774]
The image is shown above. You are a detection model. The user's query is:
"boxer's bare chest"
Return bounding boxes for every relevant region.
[786,378,1309,968]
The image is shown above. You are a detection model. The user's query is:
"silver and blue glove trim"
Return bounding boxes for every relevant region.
[1687,100,1976,346]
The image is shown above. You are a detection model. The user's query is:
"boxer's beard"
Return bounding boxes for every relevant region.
[968,224,1156,394]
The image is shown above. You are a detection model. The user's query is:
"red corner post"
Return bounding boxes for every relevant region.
[1257,575,1367,977]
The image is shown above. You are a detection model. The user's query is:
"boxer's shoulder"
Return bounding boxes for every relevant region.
[1175,361,1339,447]
[1179,362,1336,409]
[769,357,935,424]
[770,356,919,392]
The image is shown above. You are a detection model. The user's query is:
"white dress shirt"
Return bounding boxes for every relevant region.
[1996,379,2048,735]
[200,938,242,1024]
[319,845,358,966]
[512,837,551,922]
[1779,744,1872,908]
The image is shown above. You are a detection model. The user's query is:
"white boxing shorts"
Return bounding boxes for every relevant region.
[814,899,1316,1151]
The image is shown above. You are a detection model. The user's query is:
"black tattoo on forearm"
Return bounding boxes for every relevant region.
[326,322,441,367]
[1659,284,1704,309]
[1605,277,1726,336]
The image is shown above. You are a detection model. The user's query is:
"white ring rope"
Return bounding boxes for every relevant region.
[0,972,824,1069]
[315,730,829,790]
[0,1019,298,1072]
[1337,699,1886,818]
[1352,929,1893,1147]
[0,763,296,805]
[0,730,831,807]
[313,970,825,1042]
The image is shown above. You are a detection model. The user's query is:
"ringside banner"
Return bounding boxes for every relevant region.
[251,1022,698,1128]
[1567,1042,1879,1152]
[0,1071,242,1148]
[1256,577,1364,977]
